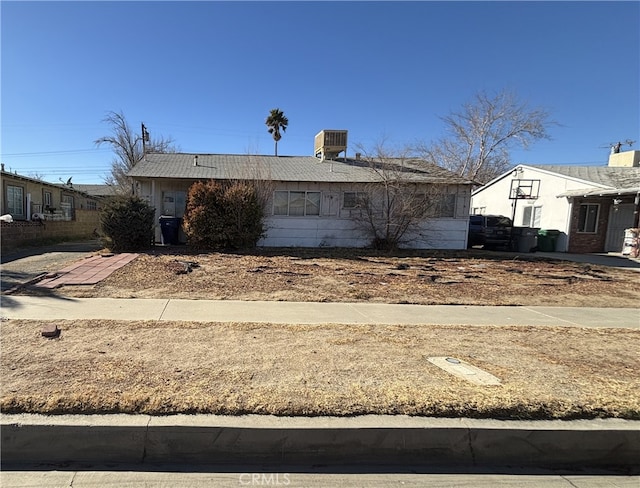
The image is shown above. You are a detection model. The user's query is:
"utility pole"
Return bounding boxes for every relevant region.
[141,123,150,154]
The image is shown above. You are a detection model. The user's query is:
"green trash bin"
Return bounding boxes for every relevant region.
[538,229,560,252]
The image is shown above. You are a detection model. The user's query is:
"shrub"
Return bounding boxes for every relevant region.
[183,180,265,250]
[100,196,155,252]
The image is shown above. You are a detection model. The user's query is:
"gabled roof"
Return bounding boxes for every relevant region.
[128,153,474,185]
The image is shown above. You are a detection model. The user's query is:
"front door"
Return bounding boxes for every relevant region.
[605,203,634,252]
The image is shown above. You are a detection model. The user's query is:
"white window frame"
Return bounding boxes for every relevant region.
[522,205,542,228]
[577,203,599,233]
[6,184,25,218]
[273,190,321,217]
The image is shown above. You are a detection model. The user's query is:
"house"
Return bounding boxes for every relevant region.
[1,167,104,252]
[127,131,475,249]
[470,150,640,253]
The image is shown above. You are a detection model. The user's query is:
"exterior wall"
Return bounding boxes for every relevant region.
[135,178,471,249]
[471,167,605,252]
[1,209,101,253]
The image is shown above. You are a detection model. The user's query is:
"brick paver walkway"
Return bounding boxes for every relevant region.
[35,253,138,288]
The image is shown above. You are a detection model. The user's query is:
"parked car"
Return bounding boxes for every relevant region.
[468,215,513,249]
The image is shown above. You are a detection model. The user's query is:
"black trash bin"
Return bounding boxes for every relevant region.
[159,216,181,245]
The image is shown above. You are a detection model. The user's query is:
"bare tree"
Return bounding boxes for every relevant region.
[352,142,448,250]
[95,111,176,193]
[419,90,555,184]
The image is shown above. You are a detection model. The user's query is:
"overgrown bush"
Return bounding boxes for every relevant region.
[183,180,265,250]
[100,196,155,252]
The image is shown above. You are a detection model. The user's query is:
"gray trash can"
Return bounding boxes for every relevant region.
[511,227,539,253]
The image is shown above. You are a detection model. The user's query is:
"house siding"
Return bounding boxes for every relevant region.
[137,178,471,249]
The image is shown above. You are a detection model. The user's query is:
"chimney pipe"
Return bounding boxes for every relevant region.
[193,155,198,167]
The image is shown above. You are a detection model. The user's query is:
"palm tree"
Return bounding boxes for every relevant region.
[265,108,288,156]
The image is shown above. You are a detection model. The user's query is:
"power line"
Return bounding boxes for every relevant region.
[1,148,111,157]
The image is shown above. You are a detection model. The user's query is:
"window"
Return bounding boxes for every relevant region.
[522,206,542,227]
[436,194,456,218]
[61,194,75,220]
[6,185,24,218]
[343,192,367,209]
[43,191,52,208]
[86,200,97,211]
[424,193,456,218]
[577,204,599,233]
[273,191,321,216]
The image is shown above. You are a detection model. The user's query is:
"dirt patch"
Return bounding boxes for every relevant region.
[27,248,640,308]
[2,319,638,419]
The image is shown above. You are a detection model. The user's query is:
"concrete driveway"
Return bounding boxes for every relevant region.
[1,240,103,292]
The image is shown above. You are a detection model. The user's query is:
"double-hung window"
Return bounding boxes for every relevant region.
[273,191,321,216]
[577,204,599,233]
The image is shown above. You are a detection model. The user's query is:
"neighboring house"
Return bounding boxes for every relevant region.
[0,167,104,252]
[470,150,640,253]
[1,167,103,220]
[127,131,475,249]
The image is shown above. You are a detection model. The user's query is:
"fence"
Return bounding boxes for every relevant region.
[1,210,101,254]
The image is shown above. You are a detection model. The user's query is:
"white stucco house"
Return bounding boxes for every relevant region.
[127,131,475,249]
[470,150,640,253]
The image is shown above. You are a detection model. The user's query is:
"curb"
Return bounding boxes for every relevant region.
[2,414,639,470]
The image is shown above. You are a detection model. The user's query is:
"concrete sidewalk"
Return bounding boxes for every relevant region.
[2,295,639,328]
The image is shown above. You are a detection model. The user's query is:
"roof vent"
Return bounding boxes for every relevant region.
[193,155,198,167]
[315,130,347,161]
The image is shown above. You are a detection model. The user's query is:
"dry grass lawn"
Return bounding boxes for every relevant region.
[4,248,640,419]
[2,319,639,419]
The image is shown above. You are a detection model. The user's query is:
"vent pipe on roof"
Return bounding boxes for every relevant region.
[193,155,198,167]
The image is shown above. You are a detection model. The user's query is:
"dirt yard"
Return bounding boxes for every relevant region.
[4,248,639,419]
[38,248,640,308]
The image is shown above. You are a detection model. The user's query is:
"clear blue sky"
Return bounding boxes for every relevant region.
[2,1,638,184]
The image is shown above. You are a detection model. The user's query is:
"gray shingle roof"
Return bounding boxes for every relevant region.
[128,153,474,185]
[527,165,640,189]
[74,184,118,197]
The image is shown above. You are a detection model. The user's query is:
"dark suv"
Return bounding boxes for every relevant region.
[468,215,513,249]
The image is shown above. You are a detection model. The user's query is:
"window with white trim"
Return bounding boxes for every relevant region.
[577,204,599,233]
[522,206,542,227]
[43,191,52,208]
[6,185,24,218]
[273,191,321,216]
